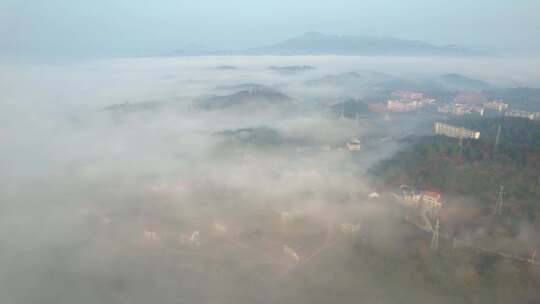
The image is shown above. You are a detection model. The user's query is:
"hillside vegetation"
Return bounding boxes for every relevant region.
[372,117,540,222]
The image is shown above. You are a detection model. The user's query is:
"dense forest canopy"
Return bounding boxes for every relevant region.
[372,117,540,222]
[331,99,371,119]
[486,87,540,112]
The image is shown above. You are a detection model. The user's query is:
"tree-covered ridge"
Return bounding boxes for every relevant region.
[448,117,540,149]
[486,87,540,112]
[372,118,540,221]
[331,99,371,119]
[216,127,286,146]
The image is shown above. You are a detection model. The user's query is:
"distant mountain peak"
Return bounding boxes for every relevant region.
[251,32,473,56]
[301,31,327,38]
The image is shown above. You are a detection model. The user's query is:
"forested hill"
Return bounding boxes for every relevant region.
[371,117,540,222]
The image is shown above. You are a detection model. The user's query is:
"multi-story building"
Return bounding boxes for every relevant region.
[387,100,414,111]
[438,104,484,116]
[144,230,160,241]
[438,104,465,116]
[340,222,360,234]
[213,222,229,234]
[387,100,429,111]
[391,91,424,100]
[180,230,201,247]
[346,138,362,152]
[400,184,445,209]
[505,110,539,120]
[283,245,300,262]
[386,90,435,112]
[434,122,481,139]
[422,191,443,209]
[403,193,422,204]
[484,100,508,112]
[281,211,305,222]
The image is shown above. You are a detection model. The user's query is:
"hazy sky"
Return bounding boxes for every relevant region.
[2,0,539,59]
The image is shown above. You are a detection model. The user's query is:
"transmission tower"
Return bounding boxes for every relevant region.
[495,124,502,148]
[529,250,537,265]
[458,134,464,157]
[430,219,440,250]
[494,185,504,216]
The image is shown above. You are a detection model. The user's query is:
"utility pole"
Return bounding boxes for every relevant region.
[430,219,440,251]
[494,185,504,216]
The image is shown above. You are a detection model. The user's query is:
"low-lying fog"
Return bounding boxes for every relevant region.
[1,55,538,304]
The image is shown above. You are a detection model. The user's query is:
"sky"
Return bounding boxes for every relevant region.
[1,0,540,59]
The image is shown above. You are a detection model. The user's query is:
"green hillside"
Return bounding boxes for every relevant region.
[372,117,540,222]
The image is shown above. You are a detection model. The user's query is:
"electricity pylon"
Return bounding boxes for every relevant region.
[529,250,537,265]
[494,185,504,216]
[495,124,502,148]
[430,219,440,251]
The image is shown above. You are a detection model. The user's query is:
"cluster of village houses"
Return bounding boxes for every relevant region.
[141,211,361,264]
[386,91,436,112]
[384,90,540,121]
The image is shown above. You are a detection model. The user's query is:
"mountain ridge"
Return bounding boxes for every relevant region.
[197,87,293,110]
